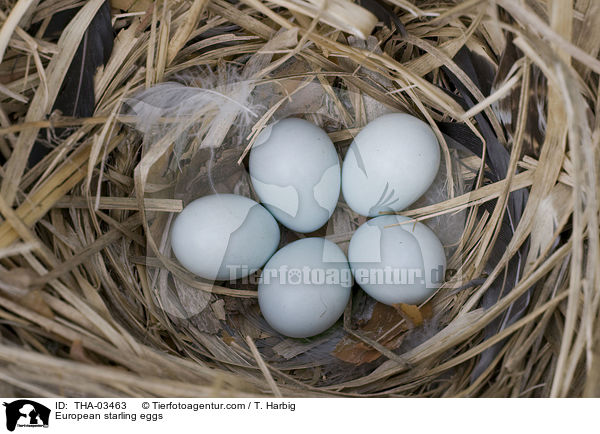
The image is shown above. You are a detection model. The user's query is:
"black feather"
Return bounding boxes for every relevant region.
[357,0,407,37]
[53,2,113,118]
[28,1,114,167]
[41,7,80,39]
[469,51,496,97]
[439,47,531,384]
[494,33,546,155]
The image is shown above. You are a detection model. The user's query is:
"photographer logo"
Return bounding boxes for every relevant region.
[3,400,50,432]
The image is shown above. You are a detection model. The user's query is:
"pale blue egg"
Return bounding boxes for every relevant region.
[258,238,352,338]
[342,113,440,217]
[250,118,341,233]
[171,194,280,281]
[348,215,446,305]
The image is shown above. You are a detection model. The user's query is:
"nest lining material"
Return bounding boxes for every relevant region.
[0,0,598,397]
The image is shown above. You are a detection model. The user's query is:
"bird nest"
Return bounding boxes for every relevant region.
[0,0,598,398]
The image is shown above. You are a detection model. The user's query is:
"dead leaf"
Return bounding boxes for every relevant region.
[395,303,423,327]
[420,301,434,321]
[221,331,235,346]
[333,303,407,365]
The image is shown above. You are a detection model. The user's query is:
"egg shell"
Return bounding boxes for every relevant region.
[342,113,440,217]
[258,237,352,338]
[170,194,280,281]
[249,118,341,233]
[348,215,446,305]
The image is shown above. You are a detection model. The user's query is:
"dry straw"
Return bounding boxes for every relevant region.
[0,0,598,397]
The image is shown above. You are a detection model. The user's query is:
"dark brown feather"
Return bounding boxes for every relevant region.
[28,1,114,167]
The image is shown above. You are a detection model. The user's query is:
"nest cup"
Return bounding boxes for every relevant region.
[129,66,471,385]
[0,0,597,398]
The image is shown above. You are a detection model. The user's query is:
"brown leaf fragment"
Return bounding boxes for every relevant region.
[395,303,424,327]
[221,331,235,346]
[421,301,434,320]
[333,303,407,365]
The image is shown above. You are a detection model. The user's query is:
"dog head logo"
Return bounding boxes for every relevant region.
[3,400,50,431]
